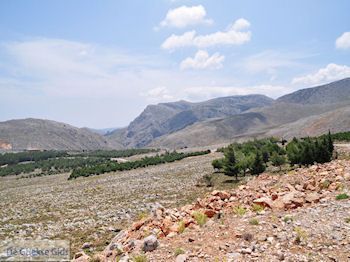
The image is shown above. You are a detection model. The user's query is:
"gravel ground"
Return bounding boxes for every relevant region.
[0,152,222,254]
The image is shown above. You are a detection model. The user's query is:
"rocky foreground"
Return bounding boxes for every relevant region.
[74,159,350,262]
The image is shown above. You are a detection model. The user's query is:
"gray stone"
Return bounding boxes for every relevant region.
[143,235,158,252]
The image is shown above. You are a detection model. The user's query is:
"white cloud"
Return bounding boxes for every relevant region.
[292,63,350,85]
[161,18,251,50]
[180,50,224,70]
[159,5,213,28]
[335,32,350,49]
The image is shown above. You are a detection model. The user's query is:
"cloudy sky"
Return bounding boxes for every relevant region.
[0,0,349,128]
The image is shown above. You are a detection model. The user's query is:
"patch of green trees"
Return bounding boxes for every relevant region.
[0,150,68,166]
[68,150,211,180]
[0,157,107,177]
[286,133,334,166]
[73,148,157,158]
[0,148,157,177]
[319,130,350,142]
[213,132,335,180]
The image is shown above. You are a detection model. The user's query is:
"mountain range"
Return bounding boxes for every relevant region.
[1,78,350,150]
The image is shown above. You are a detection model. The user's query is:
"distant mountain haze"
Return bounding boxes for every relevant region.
[0,78,349,150]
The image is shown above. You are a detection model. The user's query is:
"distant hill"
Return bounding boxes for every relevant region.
[106,94,274,147]
[2,78,350,151]
[266,105,350,139]
[145,78,350,148]
[277,78,350,104]
[0,118,121,151]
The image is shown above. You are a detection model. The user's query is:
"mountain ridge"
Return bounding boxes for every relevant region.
[1,78,350,150]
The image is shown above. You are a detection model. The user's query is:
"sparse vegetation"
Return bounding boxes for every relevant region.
[251,203,264,213]
[283,216,294,223]
[294,226,308,244]
[321,179,331,189]
[174,247,185,256]
[132,254,148,262]
[178,220,186,234]
[192,211,208,226]
[137,212,149,221]
[233,205,247,216]
[249,218,259,225]
[336,193,349,200]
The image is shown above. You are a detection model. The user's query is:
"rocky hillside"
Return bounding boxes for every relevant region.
[74,158,350,261]
[146,79,350,148]
[106,95,274,148]
[266,105,350,139]
[277,78,350,105]
[0,118,121,151]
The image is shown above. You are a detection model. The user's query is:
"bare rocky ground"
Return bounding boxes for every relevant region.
[76,146,350,262]
[0,152,224,255]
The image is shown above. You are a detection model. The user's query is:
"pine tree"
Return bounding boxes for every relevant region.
[223,146,240,180]
[300,139,315,166]
[327,130,334,155]
[251,151,266,175]
[262,151,269,163]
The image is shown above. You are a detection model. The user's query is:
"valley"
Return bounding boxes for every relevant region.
[0,150,230,255]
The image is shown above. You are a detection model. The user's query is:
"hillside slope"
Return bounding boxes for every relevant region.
[266,105,350,139]
[277,77,350,104]
[0,118,121,150]
[107,95,274,147]
[151,79,350,148]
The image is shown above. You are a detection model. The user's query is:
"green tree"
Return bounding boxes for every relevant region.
[327,130,334,155]
[212,158,224,172]
[262,151,270,163]
[300,138,315,166]
[270,152,286,171]
[223,146,240,180]
[236,152,254,176]
[251,151,266,175]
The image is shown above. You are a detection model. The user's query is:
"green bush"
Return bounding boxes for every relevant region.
[336,193,349,200]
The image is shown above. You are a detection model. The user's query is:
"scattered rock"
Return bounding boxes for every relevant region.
[305,192,321,203]
[175,254,188,262]
[143,235,158,252]
[81,242,91,249]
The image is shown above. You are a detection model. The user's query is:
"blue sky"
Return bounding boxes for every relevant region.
[0,0,350,128]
